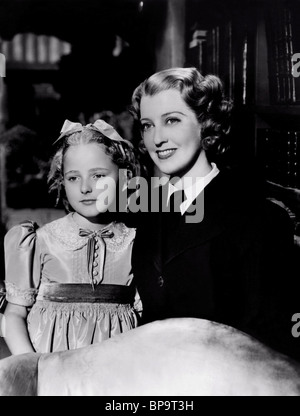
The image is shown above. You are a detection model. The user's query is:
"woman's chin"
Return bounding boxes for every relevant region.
[157,164,186,179]
[156,160,196,180]
[153,159,180,177]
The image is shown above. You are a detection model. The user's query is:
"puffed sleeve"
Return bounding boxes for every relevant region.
[4,221,41,308]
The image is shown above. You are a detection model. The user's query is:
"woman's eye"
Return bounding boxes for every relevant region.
[166,117,180,125]
[140,123,152,133]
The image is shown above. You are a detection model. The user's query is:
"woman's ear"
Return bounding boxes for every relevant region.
[198,125,202,143]
[139,139,147,154]
[127,169,133,182]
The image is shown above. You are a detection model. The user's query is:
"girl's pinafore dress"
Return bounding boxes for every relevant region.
[4,213,141,353]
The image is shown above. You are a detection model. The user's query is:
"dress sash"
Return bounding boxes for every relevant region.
[36,283,135,304]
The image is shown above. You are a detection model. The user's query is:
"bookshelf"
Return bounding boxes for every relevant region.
[253,0,300,243]
[185,0,300,243]
[256,128,300,188]
[256,105,300,117]
[185,0,300,202]
[265,1,297,104]
[255,115,300,240]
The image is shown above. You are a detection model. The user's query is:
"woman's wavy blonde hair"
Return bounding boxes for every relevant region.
[130,67,233,161]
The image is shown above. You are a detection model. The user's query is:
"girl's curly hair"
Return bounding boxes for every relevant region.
[130,67,233,161]
[48,125,141,211]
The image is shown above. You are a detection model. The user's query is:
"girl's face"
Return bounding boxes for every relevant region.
[63,143,119,223]
[140,89,203,178]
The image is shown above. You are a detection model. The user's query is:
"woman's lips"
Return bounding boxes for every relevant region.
[156,149,177,160]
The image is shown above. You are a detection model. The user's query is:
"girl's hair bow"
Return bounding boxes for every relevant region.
[53,119,130,146]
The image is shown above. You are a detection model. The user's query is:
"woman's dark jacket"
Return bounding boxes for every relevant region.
[130,169,299,359]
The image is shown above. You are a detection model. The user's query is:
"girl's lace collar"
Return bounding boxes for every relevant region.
[43,213,135,251]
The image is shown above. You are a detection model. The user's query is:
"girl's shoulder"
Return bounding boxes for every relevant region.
[108,222,136,252]
[40,213,86,250]
[40,213,71,233]
[4,220,39,250]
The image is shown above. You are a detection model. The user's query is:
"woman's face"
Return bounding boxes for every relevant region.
[63,143,119,222]
[140,89,202,177]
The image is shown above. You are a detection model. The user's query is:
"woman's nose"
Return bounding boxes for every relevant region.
[80,179,92,194]
[153,126,168,147]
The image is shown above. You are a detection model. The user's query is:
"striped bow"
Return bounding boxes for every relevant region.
[53,119,133,160]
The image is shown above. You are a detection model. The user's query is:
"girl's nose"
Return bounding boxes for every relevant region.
[80,179,92,194]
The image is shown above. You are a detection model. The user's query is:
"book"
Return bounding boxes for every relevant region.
[265,1,297,104]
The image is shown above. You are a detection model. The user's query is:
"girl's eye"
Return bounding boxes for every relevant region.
[166,117,180,125]
[67,176,79,182]
[93,174,105,180]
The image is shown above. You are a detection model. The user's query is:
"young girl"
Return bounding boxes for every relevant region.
[3,119,142,355]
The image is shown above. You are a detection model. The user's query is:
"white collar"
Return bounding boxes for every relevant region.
[167,163,220,214]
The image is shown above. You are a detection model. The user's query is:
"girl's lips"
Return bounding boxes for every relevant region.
[156,149,177,160]
[80,200,96,205]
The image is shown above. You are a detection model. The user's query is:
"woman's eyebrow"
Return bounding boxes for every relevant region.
[140,111,186,122]
[162,111,186,117]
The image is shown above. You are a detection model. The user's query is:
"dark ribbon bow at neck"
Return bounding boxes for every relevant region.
[79,227,114,290]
